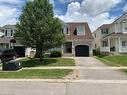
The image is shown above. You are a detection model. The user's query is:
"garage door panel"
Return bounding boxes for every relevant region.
[75,45,89,57]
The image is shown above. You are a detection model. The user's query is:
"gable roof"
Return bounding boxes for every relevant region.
[94,24,112,33]
[113,12,127,23]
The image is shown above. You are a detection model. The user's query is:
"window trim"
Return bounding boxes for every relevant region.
[63,27,70,35]
[122,40,127,47]
[77,26,85,36]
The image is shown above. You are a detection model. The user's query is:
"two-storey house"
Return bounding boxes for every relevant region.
[94,12,127,55]
[0,25,35,57]
[62,22,93,57]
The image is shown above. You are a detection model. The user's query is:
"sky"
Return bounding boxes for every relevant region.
[0,0,127,32]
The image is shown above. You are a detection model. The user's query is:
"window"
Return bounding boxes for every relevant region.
[77,26,85,35]
[94,33,96,38]
[106,28,108,34]
[11,30,13,36]
[5,30,7,36]
[101,28,109,35]
[122,40,127,47]
[63,27,70,35]
[102,41,108,47]
[124,27,127,31]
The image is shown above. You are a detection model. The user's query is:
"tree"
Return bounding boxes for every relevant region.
[15,0,65,61]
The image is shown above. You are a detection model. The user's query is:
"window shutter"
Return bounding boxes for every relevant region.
[74,28,77,35]
[67,27,69,34]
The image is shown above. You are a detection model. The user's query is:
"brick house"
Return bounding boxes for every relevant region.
[62,22,93,57]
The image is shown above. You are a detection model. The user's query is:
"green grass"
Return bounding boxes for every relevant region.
[21,58,75,67]
[96,55,127,66]
[0,69,72,79]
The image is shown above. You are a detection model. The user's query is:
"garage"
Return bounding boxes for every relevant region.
[75,45,89,57]
[14,46,25,57]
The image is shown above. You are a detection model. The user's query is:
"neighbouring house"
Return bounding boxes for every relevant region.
[93,12,127,55]
[62,22,93,57]
[0,25,35,57]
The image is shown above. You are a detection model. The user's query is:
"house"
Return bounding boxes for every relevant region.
[0,25,35,57]
[0,21,93,57]
[93,24,112,52]
[62,22,93,57]
[93,12,127,55]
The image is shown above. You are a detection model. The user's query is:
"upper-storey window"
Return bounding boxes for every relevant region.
[101,28,109,35]
[122,19,127,33]
[5,29,7,36]
[4,29,14,37]
[62,27,70,35]
[77,26,85,35]
[11,30,13,36]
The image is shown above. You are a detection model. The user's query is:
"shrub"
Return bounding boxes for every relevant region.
[50,50,62,57]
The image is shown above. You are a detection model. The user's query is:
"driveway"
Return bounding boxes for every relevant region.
[75,57,127,80]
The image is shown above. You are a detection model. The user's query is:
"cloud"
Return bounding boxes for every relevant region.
[123,3,127,12]
[81,0,122,16]
[56,0,122,32]
[0,0,24,5]
[0,5,20,26]
[59,0,77,3]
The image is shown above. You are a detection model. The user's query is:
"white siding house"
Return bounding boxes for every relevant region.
[94,12,127,55]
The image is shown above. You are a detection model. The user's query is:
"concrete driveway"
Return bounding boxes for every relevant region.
[75,57,127,80]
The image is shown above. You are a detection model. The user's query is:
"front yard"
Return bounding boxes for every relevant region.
[21,58,75,67]
[0,69,72,79]
[96,55,127,66]
[0,58,75,79]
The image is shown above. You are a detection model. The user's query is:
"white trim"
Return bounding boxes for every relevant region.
[77,26,85,36]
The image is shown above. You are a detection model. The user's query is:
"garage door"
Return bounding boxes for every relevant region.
[14,46,25,57]
[75,45,89,57]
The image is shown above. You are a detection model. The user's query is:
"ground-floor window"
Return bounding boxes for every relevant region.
[0,43,9,48]
[102,41,108,47]
[122,40,127,47]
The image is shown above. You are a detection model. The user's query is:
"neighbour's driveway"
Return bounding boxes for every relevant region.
[75,57,127,80]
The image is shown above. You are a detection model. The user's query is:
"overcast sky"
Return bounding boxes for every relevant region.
[0,0,127,32]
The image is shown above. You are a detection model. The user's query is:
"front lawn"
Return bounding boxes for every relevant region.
[20,58,75,67]
[96,55,127,66]
[0,69,72,79]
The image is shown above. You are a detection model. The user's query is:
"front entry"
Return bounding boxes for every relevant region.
[75,45,89,57]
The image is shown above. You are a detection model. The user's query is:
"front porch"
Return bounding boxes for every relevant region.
[100,36,127,54]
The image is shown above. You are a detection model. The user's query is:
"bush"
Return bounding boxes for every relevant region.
[50,50,62,57]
